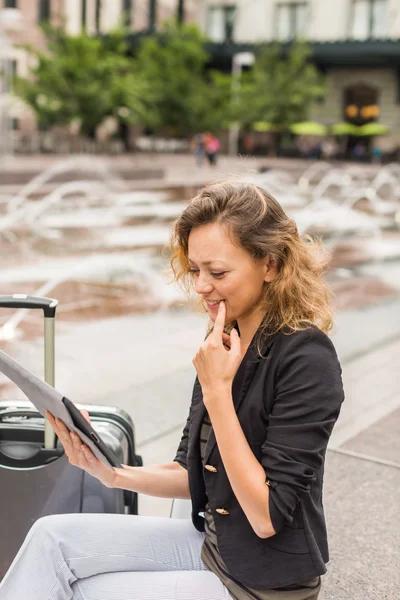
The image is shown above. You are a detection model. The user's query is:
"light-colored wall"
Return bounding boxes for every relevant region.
[0,0,202,133]
[63,0,201,34]
[310,68,400,145]
[0,0,65,130]
[203,0,400,42]
[388,0,400,38]
[65,0,82,35]
[308,0,350,41]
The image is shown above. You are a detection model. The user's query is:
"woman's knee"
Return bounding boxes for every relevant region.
[28,513,80,546]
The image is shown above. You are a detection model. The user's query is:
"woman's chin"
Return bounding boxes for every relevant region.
[207,306,231,323]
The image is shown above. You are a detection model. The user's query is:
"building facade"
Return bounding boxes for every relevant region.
[0,0,199,136]
[200,0,400,147]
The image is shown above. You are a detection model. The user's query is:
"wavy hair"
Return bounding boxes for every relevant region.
[169,180,333,347]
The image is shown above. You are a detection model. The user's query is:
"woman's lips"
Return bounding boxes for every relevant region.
[206,300,223,308]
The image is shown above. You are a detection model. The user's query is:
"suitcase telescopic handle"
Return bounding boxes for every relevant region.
[0,294,58,449]
[0,409,42,421]
[0,295,58,318]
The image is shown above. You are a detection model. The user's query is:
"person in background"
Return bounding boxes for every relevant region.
[321,138,337,161]
[353,141,365,161]
[192,133,206,167]
[204,133,221,166]
[371,144,383,164]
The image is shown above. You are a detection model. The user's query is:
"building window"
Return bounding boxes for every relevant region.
[350,0,388,39]
[38,0,51,23]
[4,1,18,8]
[206,5,236,43]
[81,0,87,30]
[276,2,308,40]
[0,58,17,93]
[344,84,379,124]
[123,0,132,27]
[95,0,101,32]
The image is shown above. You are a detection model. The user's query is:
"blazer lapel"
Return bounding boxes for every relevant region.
[187,379,206,460]
[203,330,278,465]
[203,342,260,465]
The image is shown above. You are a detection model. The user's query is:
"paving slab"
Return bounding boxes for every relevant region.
[340,406,400,464]
[320,450,400,600]
[136,413,400,600]
[330,297,400,365]
[329,335,400,448]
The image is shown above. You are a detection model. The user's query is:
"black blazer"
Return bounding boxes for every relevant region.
[174,325,344,589]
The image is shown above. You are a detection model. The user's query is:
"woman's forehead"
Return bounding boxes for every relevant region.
[188,223,246,264]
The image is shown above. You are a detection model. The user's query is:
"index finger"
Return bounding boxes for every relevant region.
[212,300,226,339]
[46,411,57,428]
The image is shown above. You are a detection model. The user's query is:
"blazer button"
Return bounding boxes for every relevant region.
[205,464,217,473]
[215,508,230,515]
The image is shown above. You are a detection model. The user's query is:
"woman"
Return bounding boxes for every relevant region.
[0,181,344,600]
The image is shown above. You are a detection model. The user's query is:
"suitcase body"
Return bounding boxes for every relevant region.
[0,296,142,580]
[0,400,142,579]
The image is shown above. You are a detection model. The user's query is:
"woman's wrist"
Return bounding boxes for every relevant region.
[107,466,125,489]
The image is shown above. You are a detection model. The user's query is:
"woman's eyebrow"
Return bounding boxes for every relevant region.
[188,259,226,266]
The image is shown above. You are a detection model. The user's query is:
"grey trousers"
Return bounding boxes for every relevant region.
[0,513,321,600]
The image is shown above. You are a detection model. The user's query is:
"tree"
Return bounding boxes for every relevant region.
[237,42,325,153]
[199,70,236,133]
[135,21,229,137]
[13,25,150,142]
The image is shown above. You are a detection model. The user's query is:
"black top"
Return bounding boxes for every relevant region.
[174,325,345,589]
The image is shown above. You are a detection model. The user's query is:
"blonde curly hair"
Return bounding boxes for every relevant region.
[169,180,333,346]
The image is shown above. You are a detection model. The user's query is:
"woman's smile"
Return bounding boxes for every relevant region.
[205,299,224,311]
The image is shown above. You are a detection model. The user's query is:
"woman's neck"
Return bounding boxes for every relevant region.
[237,311,265,355]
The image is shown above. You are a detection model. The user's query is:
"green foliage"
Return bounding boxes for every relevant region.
[135,21,229,136]
[13,25,150,138]
[237,42,325,132]
[13,23,323,145]
[14,20,231,139]
[199,70,236,132]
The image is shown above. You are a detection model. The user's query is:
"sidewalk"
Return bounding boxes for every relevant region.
[0,148,398,597]
[1,299,399,598]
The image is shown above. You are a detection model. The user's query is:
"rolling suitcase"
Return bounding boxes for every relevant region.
[0,295,142,581]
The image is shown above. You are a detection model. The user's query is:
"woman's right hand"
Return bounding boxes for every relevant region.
[46,411,117,488]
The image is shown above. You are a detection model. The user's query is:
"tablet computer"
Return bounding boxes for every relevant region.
[61,397,122,468]
[0,348,122,469]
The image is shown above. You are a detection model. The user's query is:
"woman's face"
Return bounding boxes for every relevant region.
[188,222,274,325]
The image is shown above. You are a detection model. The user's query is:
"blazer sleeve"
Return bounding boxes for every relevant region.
[173,376,200,470]
[260,328,344,533]
[173,408,191,470]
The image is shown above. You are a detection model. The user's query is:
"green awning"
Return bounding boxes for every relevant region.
[252,121,274,132]
[357,122,390,136]
[290,121,328,135]
[331,122,360,135]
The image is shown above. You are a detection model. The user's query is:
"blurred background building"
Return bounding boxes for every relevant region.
[201,0,400,148]
[0,0,199,137]
[2,0,400,150]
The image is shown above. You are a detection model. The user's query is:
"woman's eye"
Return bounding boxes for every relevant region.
[188,269,226,278]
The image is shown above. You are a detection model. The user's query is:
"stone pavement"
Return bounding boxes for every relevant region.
[0,153,398,597]
[1,297,399,598]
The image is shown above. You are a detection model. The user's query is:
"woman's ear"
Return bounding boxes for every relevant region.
[264,256,277,283]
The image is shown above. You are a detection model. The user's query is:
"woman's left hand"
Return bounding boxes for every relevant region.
[192,301,242,407]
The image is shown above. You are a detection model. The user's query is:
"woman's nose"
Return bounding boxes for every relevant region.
[195,274,213,294]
